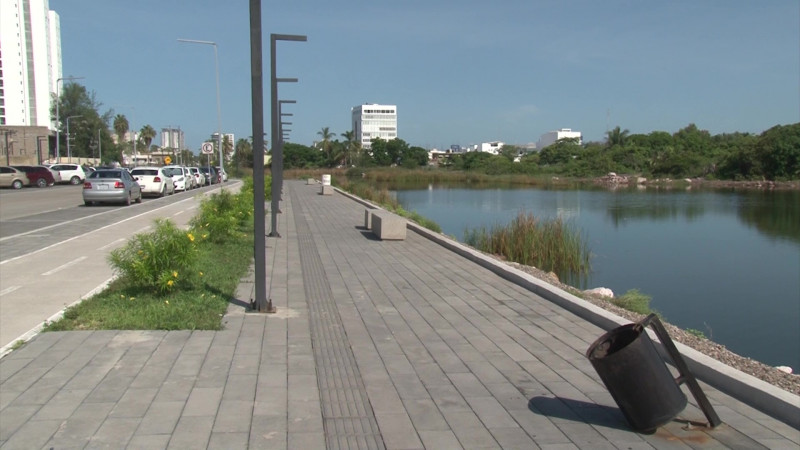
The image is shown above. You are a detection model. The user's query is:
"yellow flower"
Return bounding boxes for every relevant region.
[172,271,178,278]
[120,295,125,299]
[165,300,169,305]
[202,234,208,239]
[187,233,195,242]
[167,280,174,287]
[199,271,204,277]
[129,297,135,301]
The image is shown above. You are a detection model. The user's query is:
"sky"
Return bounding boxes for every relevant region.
[52,0,799,152]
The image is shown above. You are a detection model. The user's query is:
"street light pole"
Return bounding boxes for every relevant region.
[178,38,223,184]
[55,76,84,163]
[66,115,82,163]
[270,34,306,238]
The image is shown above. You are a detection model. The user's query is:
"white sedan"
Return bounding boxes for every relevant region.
[130,167,174,197]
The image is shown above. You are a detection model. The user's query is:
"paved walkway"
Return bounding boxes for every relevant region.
[1,179,798,449]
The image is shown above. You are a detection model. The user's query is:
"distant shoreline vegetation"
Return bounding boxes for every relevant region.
[283,123,799,183]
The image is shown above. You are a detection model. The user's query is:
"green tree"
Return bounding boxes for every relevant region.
[113,115,129,143]
[340,130,361,167]
[539,137,582,166]
[140,125,156,153]
[52,82,113,160]
[606,126,630,148]
[233,138,254,172]
[284,142,323,168]
[317,127,335,164]
[401,146,430,168]
[754,123,800,180]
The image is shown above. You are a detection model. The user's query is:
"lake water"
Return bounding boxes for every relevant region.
[392,184,800,370]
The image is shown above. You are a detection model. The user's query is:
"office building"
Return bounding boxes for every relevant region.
[352,104,397,149]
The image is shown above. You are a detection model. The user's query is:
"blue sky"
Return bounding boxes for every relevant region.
[53,0,799,151]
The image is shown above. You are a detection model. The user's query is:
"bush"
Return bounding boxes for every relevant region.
[611,289,653,315]
[109,218,200,293]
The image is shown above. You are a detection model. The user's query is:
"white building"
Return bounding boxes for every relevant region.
[352,104,397,149]
[211,132,235,147]
[537,128,582,148]
[161,127,185,150]
[0,0,61,127]
[478,141,504,155]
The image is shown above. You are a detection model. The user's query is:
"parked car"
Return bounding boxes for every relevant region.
[0,166,30,189]
[130,167,175,197]
[189,167,205,187]
[82,169,142,206]
[199,166,219,185]
[162,165,192,191]
[215,166,228,182]
[48,163,87,185]
[12,165,56,188]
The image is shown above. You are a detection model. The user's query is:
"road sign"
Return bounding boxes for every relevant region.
[201,142,214,154]
[164,156,172,164]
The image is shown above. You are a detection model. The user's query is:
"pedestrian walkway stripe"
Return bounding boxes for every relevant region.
[292,188,386,450]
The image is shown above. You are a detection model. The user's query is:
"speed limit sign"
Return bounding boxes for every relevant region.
[201,142,214,154]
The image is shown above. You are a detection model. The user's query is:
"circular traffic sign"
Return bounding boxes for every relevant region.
[201,142,214,154]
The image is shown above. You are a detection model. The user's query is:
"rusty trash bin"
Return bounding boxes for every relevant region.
[586,314,721,433]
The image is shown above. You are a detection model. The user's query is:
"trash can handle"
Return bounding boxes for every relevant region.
[636,314,722,428]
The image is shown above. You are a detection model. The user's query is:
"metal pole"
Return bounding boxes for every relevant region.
[269,34,306,237]
[66,115,81,164]
[98,129,102,164]
[249,0,271,313]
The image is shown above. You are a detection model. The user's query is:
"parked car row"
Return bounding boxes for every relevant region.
[0,165,56,188]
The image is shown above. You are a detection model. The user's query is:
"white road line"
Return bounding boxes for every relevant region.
[0,196,199,266]
[0,286,21,296]
[41,256,88,276]
[97,238,126,251]
[172,210,184,217]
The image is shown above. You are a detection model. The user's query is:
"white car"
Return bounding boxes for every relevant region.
[130,166,174,197]
[162,165,192,191]
[48,163,86,185]
[188,167,205,187]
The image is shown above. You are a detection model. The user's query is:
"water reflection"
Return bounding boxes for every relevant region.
[736,190,800,243]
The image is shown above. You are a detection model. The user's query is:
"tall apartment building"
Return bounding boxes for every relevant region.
[161,127,185,150]
[0,0,61,127]
[351,104,397,149]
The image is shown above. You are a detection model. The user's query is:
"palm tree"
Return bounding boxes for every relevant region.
[606,126,630,148]
[113,114,129,143]
[140,125,156,154]
[340,130,359,167]
[317,127,335,162]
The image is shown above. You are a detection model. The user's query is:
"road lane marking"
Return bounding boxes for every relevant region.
[172,211,184,217]
[97,238,126,250]
[0,286,21,296]
[0,196,204,266]
[41,256,88,276]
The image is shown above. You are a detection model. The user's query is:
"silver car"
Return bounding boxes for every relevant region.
[82,169,142,206]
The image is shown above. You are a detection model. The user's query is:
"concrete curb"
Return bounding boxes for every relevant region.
[333,185,800,429]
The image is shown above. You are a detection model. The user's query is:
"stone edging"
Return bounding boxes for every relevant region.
[333,185,800,430]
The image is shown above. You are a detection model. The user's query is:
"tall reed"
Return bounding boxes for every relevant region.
[463,212,591,284]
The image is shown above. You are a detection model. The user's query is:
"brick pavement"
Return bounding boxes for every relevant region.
[1,179,798,449]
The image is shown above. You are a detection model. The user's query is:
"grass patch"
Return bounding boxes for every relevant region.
[463,211,591,285]
[609,289,654,315]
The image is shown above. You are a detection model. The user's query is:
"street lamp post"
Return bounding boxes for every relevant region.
[66,115,82,163]
[55,76,84,163]
[178,38,223,184]
[270,34,306,238]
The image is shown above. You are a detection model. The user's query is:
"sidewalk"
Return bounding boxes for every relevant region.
[1,179,798,449]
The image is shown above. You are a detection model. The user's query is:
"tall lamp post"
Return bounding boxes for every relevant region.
[178,38,223,183]
[270,34,306,238]
[55,76,84,162]
[66,115,82,163]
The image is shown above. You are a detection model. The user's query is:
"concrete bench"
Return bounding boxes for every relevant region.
[319,185,333,195]
[370,210,407,240]
[307,178,316,185]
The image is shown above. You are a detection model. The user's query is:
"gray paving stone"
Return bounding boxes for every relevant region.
[126,434,171,450]
[183,386,223,417]
[1,418,61,450]
[167,415,214,449]
[136,400,184,435]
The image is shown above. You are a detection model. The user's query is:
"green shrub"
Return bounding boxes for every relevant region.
[190,188,252,243]
[109,218,200,294]
[611,289,653,315]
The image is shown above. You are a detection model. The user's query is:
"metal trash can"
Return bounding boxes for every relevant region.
[586,321,687,432]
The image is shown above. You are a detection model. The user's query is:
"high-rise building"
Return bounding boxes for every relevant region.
[352,104,397,149]
[0,0,62,127]
[161,127,185,150]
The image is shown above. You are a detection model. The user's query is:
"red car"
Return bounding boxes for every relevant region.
[12,165,56,188]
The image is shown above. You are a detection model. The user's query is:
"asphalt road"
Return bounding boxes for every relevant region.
[0,181,239,351]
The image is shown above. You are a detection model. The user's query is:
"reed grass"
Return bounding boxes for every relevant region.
[463,212,591,284]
